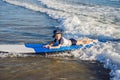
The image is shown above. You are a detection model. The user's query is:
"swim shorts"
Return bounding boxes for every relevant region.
[69,38,77,45]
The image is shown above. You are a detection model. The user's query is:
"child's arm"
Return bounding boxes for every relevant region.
[44,39,61,49]
[49,44,61,49]
[43,41,54,48]
[49,41,54,46]
[44,40,59,48]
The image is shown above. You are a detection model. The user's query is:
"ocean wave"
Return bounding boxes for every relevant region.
[2,0,120,80]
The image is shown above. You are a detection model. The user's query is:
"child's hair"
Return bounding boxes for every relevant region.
[52,28,63,38]
[53,29,57,34]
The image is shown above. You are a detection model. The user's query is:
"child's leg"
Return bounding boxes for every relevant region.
[76,39,97,45]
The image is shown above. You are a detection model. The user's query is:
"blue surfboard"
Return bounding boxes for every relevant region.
[0,43,96,54]
[25,43,95,53]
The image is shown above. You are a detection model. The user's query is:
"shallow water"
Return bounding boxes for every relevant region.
[0,0,120,80]
[0,0,58,44]
[0,57,110,80]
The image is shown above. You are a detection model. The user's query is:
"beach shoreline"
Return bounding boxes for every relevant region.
[0,57,110,80]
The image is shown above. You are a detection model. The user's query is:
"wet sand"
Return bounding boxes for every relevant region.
[0,57,110,80]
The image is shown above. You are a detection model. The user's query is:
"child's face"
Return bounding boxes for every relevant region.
[55,33,62,40]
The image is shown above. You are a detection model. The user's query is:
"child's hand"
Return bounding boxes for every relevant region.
[43,45,49,48]
[48,46,52,49]
[43,45,53,49]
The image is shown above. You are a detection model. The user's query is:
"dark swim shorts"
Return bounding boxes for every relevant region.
[69,38,77,45]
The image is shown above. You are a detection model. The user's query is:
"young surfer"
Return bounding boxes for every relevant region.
[44,29,97,49]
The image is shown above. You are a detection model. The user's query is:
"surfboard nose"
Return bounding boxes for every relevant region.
[0,44,35,53]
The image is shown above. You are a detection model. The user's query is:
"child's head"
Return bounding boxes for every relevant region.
[53,29,63,40]
[54,33,62,40]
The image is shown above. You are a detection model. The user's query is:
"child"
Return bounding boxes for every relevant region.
[44,29,97,49]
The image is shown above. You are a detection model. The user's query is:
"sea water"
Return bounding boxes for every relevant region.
[0,0,58,44]
[0,0,120,80]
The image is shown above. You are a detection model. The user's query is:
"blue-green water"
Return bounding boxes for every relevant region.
[0,0,58,44]
[0,0,120,80]
[0,0,120,44]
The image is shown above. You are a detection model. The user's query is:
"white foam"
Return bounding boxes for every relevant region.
[3,0,120,38]
[2,0,120,79]
[70,42,120,80]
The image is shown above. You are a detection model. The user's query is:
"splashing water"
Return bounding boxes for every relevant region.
[1,0,120,79]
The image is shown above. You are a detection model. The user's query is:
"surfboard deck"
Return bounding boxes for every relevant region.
[0,43,96,54]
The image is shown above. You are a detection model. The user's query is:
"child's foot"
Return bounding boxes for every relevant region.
[92,40,98,43]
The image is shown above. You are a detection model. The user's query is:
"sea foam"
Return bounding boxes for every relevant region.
[2,0,120,79]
